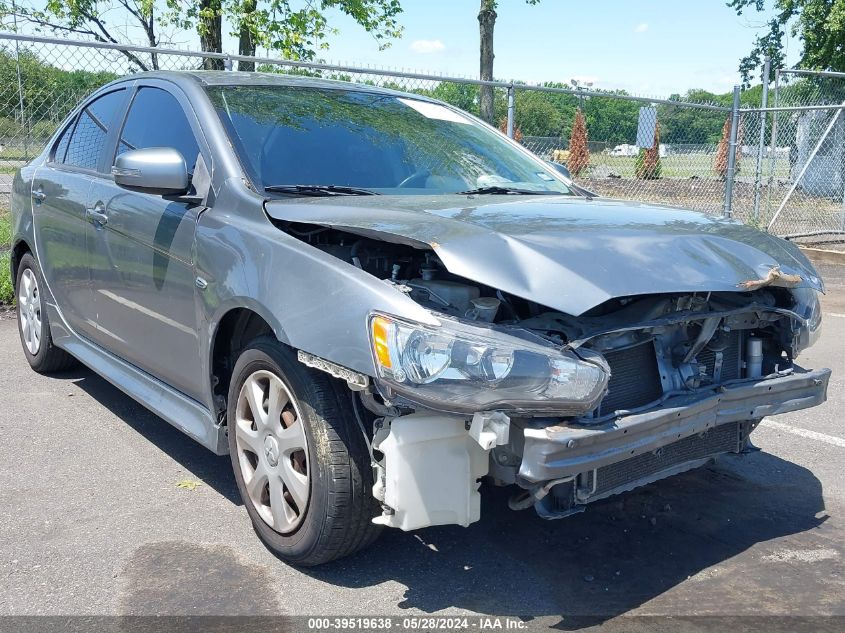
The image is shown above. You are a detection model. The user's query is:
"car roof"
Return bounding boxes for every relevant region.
[114,70,428,100]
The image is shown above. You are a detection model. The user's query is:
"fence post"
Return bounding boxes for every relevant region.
[764,68,781,219]
[723,85,741,218]
[506,85,515,138]
[752,57,770,224]
[841,167,845,231]
[11,2,29,160]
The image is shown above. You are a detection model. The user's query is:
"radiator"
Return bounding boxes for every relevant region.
[583,421,746,502]
[600,340,663,415]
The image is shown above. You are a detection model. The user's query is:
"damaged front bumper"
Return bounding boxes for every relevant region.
[370,367,829,529]
[521,367,830,484]
[517,367,830,517]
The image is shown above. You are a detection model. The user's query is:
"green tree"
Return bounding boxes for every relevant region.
[512,89,564,136]
[729,0,845,84]
[478,0,539,123]
[0,46,119,159]
[226,0,404,63]
[583,91,639,146]
[3,0,168,70]
[196,0,224,69]
[0,46,117,123]
[659,90,730,145]
[413,82,479,116]
[3,1,404,70]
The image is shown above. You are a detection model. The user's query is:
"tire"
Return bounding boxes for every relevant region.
[15,252,78,374]
[227,336,382,566]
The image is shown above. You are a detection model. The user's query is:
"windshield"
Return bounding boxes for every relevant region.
[206,85,572,196]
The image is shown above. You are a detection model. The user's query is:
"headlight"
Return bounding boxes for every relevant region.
[792,287,822,353]
[369,312,609,415]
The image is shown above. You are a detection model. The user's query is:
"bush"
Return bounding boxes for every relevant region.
[567,109,590,176]
[635,121,662,180]
[0,251,12,305]
[31,120,57,140]
[0,117,23,138]
[498,118,523,142]
[713,116,743,178]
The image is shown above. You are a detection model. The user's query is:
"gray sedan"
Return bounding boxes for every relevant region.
[10,71,830,565]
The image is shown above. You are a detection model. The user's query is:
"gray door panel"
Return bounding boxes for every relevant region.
[31,167,97,339]
[86,180,204,401]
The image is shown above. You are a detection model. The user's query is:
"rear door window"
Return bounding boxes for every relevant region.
[62,89,126,171]
[116,87,200,171]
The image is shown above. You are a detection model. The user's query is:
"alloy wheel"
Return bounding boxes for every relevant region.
[18,268,42,355]
[234,370,310,534]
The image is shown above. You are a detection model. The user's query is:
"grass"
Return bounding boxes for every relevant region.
[0,212,12,305]
[583,153,793,181]
[532,145,795,181]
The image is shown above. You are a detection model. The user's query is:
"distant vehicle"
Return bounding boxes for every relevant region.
[608,143,668,158]
[608,143,639,157]
[10,70,830,566]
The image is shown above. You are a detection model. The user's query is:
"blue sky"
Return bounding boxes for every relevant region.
[238,0,795,98]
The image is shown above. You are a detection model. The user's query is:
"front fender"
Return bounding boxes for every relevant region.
[195,183,437,378]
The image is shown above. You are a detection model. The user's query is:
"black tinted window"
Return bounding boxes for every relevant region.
[52,119,73,162]
[117,87,200,170]
[64,89,125,171]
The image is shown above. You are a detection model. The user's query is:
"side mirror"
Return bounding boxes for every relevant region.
[112,147,190,196]
[546,160,572,180]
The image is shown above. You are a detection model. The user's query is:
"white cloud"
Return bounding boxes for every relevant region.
[634,23,649,33]
[410,39,446,54]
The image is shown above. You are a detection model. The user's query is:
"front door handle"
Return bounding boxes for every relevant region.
[32,187,46,204]
[86,207,108,227]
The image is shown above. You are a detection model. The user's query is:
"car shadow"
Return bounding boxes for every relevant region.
[302,452,827,624]
[62,366,826,623]
[66,368,241,506]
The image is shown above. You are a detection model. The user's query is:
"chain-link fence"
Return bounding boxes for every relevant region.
[760,71,845,242]
[520,93,738,217]
[0,31,843,240]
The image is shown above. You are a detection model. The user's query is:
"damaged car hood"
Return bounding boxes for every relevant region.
[265,195,823,316]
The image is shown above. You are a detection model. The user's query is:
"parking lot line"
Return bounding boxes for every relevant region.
[761,419,845,449]
[825,312,845,319]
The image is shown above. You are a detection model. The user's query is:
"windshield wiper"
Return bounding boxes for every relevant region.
[455,185,565,196]
[265,184,380,196]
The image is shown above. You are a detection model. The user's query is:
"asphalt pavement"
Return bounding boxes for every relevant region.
[0,279,843,630]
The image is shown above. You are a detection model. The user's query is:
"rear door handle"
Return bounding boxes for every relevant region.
[86,207,108,227]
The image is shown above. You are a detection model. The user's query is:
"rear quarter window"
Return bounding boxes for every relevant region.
[61,88,126,171]
[51,119,74,163]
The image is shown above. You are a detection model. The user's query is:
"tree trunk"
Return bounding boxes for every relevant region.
[238,0,257,71]
[478,0,497,124]
[144,10,159,70]
[199,0,224,70]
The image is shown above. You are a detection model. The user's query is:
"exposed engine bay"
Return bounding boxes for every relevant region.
[285,222,814,396]
[281,221,828,530]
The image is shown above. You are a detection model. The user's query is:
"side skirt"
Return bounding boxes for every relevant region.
[44,301,228,455]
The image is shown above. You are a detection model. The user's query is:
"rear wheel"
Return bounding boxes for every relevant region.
[16,252,77,373]
[227,337,382,566]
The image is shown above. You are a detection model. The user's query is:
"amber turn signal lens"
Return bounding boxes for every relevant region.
[371,315,393,369]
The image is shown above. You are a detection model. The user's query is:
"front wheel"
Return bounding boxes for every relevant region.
[227,337,382,566]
